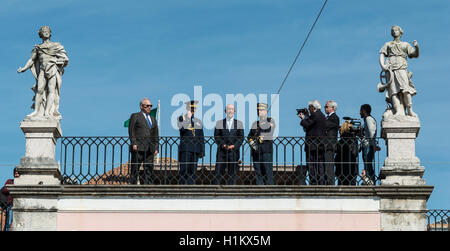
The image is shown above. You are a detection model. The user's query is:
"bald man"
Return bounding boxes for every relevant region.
[214,104,244,185]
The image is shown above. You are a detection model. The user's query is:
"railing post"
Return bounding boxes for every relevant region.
[379,116,433,231]
[11,119,62,231]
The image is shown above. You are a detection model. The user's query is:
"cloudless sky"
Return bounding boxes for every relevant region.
[0,0,449,209]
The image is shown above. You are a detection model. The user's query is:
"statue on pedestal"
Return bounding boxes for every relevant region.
[17,26,69,121]
[378,25,419,119]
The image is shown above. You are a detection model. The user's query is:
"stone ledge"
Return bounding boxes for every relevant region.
[13,208,58,213]
[8,185,434,199]
[379,210,428,213]
[20,120,62,137]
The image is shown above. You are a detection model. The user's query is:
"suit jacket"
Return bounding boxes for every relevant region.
[301,110,326,152]
[128,112,159,153]
[178,115,205,154]
[325,113,340,138]
[214,118,244,157]
[324,112,340,150]
[301,110,326,137]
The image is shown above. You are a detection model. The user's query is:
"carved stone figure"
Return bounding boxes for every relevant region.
[378,25,419,119]
[17,26,69,120]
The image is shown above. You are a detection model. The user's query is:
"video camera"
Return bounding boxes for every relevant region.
[296,108,309,117]
[343,117,363,136]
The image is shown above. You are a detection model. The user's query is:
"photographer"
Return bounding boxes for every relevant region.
[360,104,377,185]
[298,100,326,185]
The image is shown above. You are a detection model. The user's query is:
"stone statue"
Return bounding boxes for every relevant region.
[17,26,69,121]
[378,25,419,119]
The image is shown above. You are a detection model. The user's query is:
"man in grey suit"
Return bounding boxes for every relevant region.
[128,98,159,184]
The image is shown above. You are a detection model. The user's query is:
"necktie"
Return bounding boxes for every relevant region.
[146,114,152,128]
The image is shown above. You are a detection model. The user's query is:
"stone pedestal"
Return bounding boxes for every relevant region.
[379,116,432,231]
[379,116,424,186]
[12,119,62,231]
[15,120,62,185]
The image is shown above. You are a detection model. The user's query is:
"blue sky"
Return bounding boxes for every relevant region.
[0,0,449,209]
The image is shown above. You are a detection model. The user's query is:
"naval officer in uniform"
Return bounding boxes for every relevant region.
[178,100,205,184]
[248,103,276,185]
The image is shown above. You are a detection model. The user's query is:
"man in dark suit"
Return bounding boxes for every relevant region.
[178,100,205,185]
[128,98,159,185]
[324,100,340,185]
[299,99,326,185]
[248,103,276,185]
[214,104,244,185]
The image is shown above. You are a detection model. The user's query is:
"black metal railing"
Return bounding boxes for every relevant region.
[427,210,450,231]
[0,201,12,231]
[59,136,382,186]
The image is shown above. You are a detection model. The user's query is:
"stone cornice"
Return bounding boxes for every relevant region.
[8,185,434,199]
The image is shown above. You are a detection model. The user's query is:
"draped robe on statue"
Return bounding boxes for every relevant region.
[379,41,417,98]
[29,42,68,119]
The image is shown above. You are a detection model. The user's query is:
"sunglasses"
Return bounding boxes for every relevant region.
[142,104,153,108]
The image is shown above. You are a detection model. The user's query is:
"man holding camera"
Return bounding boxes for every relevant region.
[298,100,326,185]
[324,100,340,185]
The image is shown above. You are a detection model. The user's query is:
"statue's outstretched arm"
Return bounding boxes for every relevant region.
[17,50,37,73]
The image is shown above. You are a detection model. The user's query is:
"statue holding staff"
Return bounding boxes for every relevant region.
[17,26,69,120]
[378,25,419,118]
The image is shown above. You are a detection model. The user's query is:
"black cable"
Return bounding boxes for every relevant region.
[268,0,328,111]
[241,0,329,159]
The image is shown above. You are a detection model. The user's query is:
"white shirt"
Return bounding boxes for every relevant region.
[226,117,234,131]
[362,115,377,147]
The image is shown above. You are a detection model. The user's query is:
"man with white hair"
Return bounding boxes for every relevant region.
[298,99,326,185]
[128,98,159,185]
[324,100,340,185]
